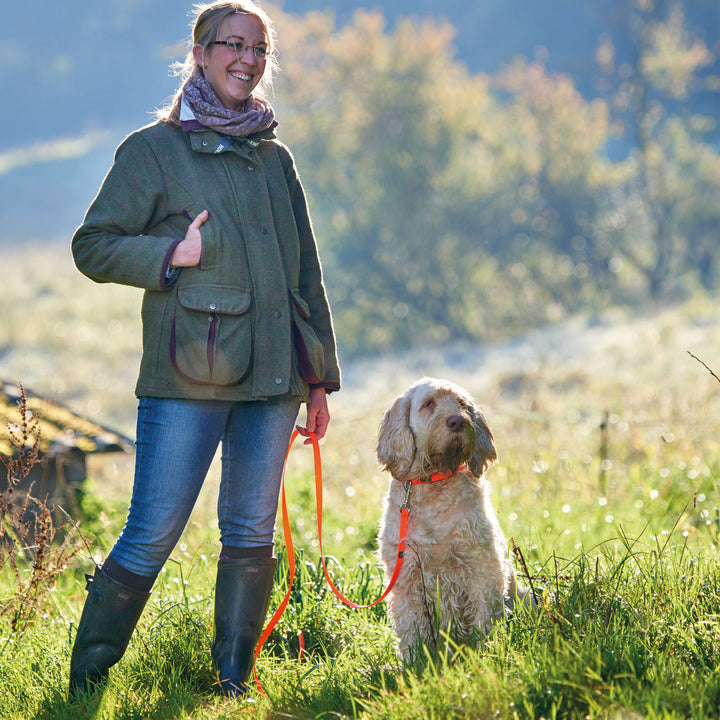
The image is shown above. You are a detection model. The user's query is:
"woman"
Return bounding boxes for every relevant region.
[69,0,340,699]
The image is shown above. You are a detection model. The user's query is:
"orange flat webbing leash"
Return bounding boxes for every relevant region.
[252,430,461,694]
[252,429,298,696]
[253,429,406,695]
[315,440,463,610]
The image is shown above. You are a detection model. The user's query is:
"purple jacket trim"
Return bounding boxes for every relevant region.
[160,239,183,290]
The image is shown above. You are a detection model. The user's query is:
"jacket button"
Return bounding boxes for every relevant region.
[209,303,217,310]
[275,377,282,384]
[273,310,281,318]
[247,165,255,171]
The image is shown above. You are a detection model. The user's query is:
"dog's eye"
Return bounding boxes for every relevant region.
[421,398,436,411]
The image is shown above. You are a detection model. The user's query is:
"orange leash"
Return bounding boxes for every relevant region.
[310,432,409,610]
[252,432,463,693]
[252,429,409,695]
[252,430,298,695]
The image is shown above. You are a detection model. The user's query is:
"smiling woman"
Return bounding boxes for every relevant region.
[159,0,280,125]
[194,14,268,111]
[67,0,340,703]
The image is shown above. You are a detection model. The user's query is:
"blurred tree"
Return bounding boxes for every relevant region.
[274,9,500,351]
[273,8,628,355]
[268,2,718,358]
[591,0,719,297]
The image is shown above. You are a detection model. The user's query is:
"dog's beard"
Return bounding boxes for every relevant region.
[428,429,474,473]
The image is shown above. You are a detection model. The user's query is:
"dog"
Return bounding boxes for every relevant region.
[376,377,532,660]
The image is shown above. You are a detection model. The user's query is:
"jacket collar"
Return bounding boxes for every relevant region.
[181,99,277,155]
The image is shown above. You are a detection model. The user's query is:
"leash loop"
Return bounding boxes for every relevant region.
[253,429,407,695]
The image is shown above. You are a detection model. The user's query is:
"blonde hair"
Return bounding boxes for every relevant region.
[157,0,278,123]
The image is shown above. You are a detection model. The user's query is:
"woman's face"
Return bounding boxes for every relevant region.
[194,13,268,111]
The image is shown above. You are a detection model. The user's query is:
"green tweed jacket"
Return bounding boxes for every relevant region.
[72,120,341,401]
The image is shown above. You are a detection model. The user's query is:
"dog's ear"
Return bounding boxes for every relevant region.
[376,394,415,478]
[468,403,497,477]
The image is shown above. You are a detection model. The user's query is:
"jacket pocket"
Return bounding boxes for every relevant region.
[171,285,252,385]
[289,289,326,384]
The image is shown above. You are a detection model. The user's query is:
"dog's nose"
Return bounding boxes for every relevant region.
[446,415,466,432]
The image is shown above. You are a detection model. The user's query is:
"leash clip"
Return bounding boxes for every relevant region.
[400,479,412,511]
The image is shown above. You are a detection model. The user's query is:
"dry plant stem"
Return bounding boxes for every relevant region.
[687,351,720,384]
[408,543,438,654]
[511,537,539,605]
[2,383,41,488]
[0,382,85,635]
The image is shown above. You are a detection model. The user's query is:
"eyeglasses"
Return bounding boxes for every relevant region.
[207,40,267,59]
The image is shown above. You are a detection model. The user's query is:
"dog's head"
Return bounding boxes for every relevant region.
[376,377,497,480]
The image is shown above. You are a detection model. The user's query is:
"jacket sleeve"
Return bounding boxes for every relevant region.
[72,131,181,291]
[280,146,341,392]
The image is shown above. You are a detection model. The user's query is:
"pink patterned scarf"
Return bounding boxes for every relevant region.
[181,69,276,137]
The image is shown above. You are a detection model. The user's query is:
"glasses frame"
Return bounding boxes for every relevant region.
[207,40,268,59]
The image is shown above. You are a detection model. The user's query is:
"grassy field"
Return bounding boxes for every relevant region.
[0,241,719,718]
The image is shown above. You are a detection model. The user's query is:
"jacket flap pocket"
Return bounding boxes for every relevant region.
[289,289,310,319]
[178,285,252,315]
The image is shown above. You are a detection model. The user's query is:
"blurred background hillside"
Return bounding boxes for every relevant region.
[0,0,718,383]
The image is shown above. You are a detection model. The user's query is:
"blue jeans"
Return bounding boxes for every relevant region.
[108,395,301,577]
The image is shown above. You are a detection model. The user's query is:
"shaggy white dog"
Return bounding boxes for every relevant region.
[376,377,531,660]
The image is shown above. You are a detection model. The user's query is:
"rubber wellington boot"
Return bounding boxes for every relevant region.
[68,570,150,698]
[211,557,277,697]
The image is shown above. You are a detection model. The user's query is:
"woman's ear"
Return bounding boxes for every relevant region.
[193,44,206,68]
[376,394,415,479]
[468,404,497,477]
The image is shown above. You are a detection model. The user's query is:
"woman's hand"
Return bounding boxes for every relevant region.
[171,209,209,267]
[296,387,330,444]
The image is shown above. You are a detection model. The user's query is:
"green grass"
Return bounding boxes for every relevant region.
[1,519,718,719]
[1,243,719,718]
